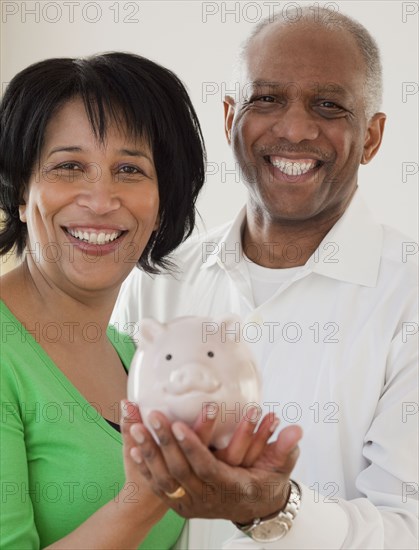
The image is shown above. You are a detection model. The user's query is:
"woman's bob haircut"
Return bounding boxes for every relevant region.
[0,52,206,273]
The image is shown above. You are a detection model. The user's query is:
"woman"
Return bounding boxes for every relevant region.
[0,52,206,549]
[0,52,293,550]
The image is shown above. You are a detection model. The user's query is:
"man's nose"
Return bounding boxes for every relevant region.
[270,102,320,143]
[76,167,121,215]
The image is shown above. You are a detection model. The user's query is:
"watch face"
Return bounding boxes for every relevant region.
[251,517,291,543]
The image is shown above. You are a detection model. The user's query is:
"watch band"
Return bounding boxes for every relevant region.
[233,479,301,542]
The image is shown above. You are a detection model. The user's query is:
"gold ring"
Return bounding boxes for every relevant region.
[165,486,186,499]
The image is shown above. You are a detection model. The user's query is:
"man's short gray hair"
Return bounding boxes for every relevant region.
[237,6,383,120]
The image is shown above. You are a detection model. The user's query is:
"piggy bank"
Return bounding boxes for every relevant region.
[127,316,261,449]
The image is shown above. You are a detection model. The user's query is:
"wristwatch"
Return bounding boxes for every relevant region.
[233,479,301,542]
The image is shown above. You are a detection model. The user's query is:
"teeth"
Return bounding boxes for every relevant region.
[270,158,317,176]
[67,228,122,245]
[97,232,105,245]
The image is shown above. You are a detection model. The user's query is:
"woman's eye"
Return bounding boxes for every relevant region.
[118,165,142,175]
[56,162,81,170]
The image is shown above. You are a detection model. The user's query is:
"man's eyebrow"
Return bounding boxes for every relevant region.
[248,81,350,97]
[313,83,349,97]
[249,80,283,88]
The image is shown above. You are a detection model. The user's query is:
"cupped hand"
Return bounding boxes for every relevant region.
[128,408,302,524]
[193,404,282,467]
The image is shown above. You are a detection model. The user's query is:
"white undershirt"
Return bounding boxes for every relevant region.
[244,257,304,308]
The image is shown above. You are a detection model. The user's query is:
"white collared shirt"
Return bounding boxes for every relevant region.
[113,191,418,549]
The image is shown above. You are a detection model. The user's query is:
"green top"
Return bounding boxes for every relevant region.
[0,300,184,549]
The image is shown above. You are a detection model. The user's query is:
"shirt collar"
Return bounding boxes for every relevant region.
[200,207,247,270]
[201,190,383,288]
[308,191,383,287]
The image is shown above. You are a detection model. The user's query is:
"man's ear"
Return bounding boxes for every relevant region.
[223,96,236,145]
[361,112,386,164]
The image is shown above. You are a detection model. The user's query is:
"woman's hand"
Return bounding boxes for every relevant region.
[119,400,168,518]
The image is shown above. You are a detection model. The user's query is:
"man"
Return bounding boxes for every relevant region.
[114,6,418,549]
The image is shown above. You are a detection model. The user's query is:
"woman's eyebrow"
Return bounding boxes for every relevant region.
[46,146,152,162]
[47,146,83,157]
[118,148,152,161]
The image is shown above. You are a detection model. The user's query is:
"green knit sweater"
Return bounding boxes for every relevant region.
[0,300,184,549]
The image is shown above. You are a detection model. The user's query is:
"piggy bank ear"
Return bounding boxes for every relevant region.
[138,318,166,350]
[216,314,241,343]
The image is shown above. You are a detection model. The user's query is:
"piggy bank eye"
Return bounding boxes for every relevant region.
[207,351,214,358]
[165,354,172,361]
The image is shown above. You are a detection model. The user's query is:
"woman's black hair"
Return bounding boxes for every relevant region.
[0,52,206,272]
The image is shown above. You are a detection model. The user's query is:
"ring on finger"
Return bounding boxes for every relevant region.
[164,486,186,499]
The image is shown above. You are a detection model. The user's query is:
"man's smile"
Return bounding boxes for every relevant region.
[265,155,323,176]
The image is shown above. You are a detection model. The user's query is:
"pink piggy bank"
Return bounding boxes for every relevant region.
[127,316,261,449]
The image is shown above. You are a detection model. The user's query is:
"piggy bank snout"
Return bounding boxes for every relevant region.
[164,363,221,395]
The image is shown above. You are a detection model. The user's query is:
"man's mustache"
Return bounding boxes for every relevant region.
[257,143,334,163]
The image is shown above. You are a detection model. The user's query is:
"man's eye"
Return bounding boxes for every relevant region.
[254,95,276,103]
[319,101,342,110]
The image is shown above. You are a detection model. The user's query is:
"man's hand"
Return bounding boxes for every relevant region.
[128,407,302,524]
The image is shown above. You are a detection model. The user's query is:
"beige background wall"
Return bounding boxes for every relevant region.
[1,1,418,275]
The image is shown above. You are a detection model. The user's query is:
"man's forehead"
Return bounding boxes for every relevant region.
[241,24,365,94]
[245,22,363,71]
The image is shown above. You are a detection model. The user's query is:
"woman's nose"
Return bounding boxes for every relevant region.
[76,166,121,215]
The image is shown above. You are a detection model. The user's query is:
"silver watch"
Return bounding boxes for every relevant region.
[234,480,301,542]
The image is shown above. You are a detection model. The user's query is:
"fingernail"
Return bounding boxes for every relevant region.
[269,417,280,433]
[172,423,185,442]
[130,447,143,464]
[120,400,127,420]
[148,413,161,431]
[205,403,218,420]
[246,406,259,423]
[130,424,145,444]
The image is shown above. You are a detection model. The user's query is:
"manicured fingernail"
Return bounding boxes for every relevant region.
[130,424,145,444]
[205,403,218,420]
[269,417,280,433]
[246,406,259,422]
[120,400,128,420]
[172,423,185,442]
[148,413,161,430]
[130,447,143,464]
